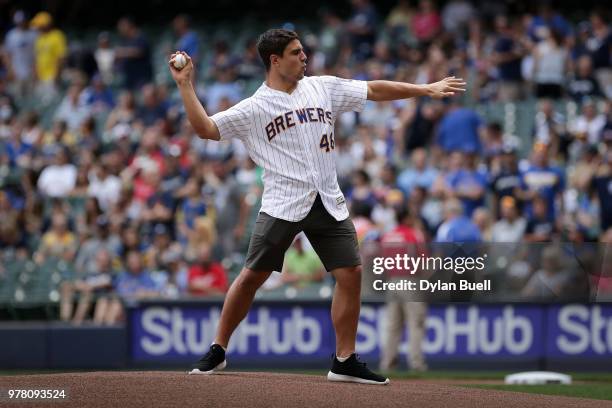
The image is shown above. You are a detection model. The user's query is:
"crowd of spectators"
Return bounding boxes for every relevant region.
[0,1,611,322]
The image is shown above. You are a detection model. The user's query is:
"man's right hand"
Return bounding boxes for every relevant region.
[168,51,194,85]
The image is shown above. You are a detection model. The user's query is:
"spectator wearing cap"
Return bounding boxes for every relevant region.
[3,10,37,99]
[187,243,228,296]
[115,17,153,90]
[160,148,188,195]
[518,142,565,222]
[524,194,557,242]
[30,11,67,103]
[489,143,522,217]
[144,223,181,272]
[491,196,526,242]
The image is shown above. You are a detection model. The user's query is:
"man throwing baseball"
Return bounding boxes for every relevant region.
[169,28,465,385]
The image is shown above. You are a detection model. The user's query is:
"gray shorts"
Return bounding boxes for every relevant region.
[245,195,361,272]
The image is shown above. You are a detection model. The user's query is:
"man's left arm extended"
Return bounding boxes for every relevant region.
[367,76,466,101]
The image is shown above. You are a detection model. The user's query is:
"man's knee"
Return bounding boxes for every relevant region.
[332,265,362,287]
[236,268,271,291]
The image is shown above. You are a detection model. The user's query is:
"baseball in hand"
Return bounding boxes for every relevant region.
[172,53,187,70]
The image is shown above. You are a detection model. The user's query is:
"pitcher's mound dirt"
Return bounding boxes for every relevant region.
[0,371,609,408]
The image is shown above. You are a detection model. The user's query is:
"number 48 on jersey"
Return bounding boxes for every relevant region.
[320,132,335,153]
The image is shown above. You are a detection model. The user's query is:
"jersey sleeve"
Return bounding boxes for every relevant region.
[317,75,368,114]
[210,98,251,141]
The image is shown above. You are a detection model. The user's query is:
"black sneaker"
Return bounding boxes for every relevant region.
[327,354,390,385]
[188,344,227,375]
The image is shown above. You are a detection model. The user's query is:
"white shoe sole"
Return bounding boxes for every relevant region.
[188,360,227,375]
[327,371,390,385]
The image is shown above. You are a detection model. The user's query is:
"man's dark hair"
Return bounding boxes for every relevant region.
[256,29,299,71]
[394,207,412,225]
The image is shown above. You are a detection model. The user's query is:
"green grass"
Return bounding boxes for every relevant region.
[278,369,612,382]
[465,384,612,401]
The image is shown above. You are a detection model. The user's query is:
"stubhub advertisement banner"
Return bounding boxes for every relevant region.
[546,304,612,358]
[129,303,612,365]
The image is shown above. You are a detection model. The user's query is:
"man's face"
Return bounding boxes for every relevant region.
[274,39,307,82]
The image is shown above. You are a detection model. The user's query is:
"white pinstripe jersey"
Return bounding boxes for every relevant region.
[210,75,368,222]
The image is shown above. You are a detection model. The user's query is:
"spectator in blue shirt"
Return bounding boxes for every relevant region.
[518,142,565,221]
[397,147,438,197]
[4,121,32,168]
[444,151,487,217]
[114,250,158,300]
[173,14,199,65]
[100,250,158,324]
[491,15,525,101]
[528,4,571,43]
[82,74,115,113]
[437,103,483,153]
[435,198,482,242]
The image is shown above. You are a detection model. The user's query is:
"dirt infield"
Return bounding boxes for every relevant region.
[1,371,610,408]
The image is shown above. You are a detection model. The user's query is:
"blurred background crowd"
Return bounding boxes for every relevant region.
[0,0,610,323]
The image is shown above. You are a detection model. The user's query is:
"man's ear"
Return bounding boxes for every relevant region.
[270,54,280,67]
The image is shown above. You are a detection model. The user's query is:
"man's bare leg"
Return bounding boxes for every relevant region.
[330,266,362,357]
[214,268,272,348]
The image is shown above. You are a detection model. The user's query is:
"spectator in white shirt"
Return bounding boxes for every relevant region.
[491,196,526,242]
[37,147,77,197]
